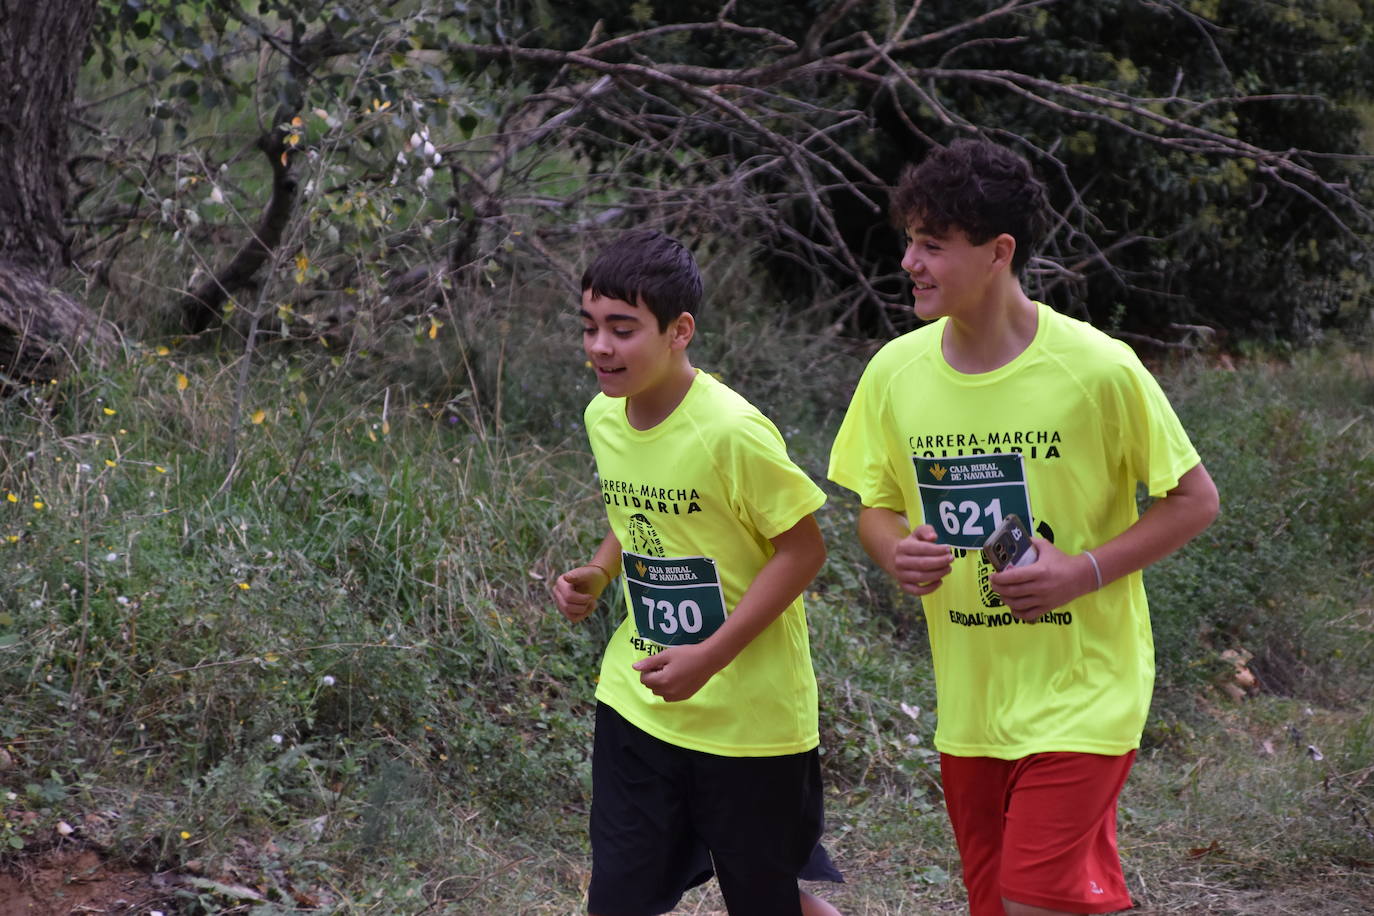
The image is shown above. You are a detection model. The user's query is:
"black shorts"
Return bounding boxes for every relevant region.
[588,702,841,916]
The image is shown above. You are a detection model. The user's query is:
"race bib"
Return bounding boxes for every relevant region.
[622,551,727,647]
[913,453,1034,549]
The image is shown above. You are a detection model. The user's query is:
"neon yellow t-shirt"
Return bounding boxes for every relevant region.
[828,303,1201,758]
[588,370,827,756]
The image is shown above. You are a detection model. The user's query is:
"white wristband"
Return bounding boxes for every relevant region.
[1083,550,1103,591]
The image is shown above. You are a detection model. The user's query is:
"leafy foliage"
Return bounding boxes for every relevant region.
[69,0,1373,352]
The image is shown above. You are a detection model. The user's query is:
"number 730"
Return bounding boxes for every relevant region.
[640,596,704,635]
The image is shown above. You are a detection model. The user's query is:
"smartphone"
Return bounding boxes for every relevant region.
[982,513,1038,571]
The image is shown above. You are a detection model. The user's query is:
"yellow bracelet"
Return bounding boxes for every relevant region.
[588,563,613,583]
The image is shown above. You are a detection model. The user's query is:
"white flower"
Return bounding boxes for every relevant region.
[209,186,225,205]
[105,552,118,562]
[320,675,336,687]
[115,596,130,606]
[271,734,283,745]
[6,792,16,801]
[77,463,92,473]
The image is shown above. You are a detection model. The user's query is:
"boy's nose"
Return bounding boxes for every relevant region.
[588,330,614,354]
[901,246,921,274]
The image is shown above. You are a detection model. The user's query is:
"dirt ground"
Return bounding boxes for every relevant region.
[1,844,1369,914]
[0,845,181,916]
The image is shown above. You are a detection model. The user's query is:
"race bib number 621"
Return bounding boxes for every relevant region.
[913,453,1034,550]
[622,551,727,646]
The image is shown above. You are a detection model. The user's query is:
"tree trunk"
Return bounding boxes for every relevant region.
[0,0,114,386]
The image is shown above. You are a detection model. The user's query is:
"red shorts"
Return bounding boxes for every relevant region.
[940,751,1136,915]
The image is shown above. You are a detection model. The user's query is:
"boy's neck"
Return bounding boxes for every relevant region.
[941,281,1038,375]
[626,358,697,430]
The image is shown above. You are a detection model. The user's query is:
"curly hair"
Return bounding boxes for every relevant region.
[580,230,703,332]
[891,139,1052,272]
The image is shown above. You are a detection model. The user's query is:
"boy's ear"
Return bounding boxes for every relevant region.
[669,311,695,350]
[993,233,1017,271]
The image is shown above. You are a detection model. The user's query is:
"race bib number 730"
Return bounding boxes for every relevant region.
[622,551,727,646]
[913,453,1034,550]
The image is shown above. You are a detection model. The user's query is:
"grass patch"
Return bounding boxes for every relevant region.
[1,294,1371,912]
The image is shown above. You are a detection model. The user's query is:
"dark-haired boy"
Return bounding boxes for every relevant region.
[554,229,842,916]
[828,140,1218,916]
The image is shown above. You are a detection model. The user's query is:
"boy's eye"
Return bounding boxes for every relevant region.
[582,325,635,338]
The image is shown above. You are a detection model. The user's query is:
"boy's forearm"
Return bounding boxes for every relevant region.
[1090,462,1219,587]
[857,506,909,578]
[590,531,623,580]
[697,514,826,672]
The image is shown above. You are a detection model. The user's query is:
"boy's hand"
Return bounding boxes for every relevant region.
[553,565,611,623]
[988,537,1097,621]
[892,524,954,596]
[632,644,721,702]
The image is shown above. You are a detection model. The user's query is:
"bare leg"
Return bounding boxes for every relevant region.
[801,888,842,916]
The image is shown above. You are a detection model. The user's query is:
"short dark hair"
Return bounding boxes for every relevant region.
[891,139,1052,272]
[580,230,704,331]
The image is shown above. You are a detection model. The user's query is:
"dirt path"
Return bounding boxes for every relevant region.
[0,845,180,916]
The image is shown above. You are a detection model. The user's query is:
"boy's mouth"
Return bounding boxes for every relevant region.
[912,281,935,291]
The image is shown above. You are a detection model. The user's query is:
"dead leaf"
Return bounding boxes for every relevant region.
[1187,840,1224,858]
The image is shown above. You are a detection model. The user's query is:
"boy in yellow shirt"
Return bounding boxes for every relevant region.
[554,230,841,916]
[828,140,1218,916]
